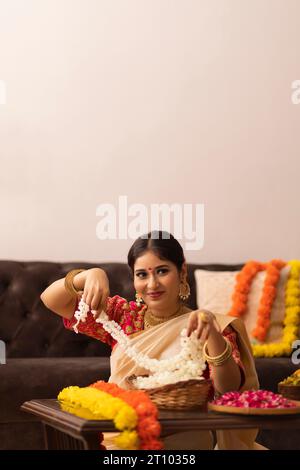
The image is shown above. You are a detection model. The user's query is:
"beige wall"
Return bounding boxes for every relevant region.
[0,0,299,264]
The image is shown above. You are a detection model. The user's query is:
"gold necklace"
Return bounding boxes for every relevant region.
[143,304,186,329]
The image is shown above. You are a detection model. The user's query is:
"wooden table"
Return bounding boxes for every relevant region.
[21,399,300,450]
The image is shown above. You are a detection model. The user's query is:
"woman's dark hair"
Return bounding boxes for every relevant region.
[127,230,185,276]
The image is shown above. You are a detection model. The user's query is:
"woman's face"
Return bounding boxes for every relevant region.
[133,250,186,310]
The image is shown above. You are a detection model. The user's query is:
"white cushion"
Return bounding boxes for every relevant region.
[194,265,290,343]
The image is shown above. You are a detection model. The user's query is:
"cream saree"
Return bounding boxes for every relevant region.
[104,310,265,450]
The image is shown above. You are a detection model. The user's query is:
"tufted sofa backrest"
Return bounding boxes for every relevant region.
[0,260,243,358]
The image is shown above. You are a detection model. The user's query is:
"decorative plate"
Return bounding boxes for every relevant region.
[208,400,300,415]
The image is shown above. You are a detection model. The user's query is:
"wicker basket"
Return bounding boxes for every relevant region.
[126,375,212,410]
[278,383,300,401]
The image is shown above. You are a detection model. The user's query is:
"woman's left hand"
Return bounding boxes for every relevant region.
[186,309,220,341]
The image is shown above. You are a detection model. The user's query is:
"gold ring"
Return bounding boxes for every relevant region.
[199,311,210,323]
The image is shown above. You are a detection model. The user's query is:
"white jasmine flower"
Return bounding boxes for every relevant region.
[74,297,206,389]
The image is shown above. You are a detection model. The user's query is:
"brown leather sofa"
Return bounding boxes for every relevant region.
[0,260,299,450]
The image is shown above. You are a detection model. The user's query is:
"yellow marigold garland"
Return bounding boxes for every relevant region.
[252,260,300,357]
[58,386,139,450]
[114,430,139,450]
[90,380,163,450]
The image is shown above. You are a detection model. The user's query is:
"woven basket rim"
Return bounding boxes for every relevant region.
[126,375,212,393]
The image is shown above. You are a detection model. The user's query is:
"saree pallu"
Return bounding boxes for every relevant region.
[105,311,265,450]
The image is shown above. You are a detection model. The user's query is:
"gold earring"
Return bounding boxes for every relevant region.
[135,293,143,307]
[179,280,190,301]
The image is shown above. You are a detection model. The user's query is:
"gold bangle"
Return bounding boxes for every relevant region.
[64,269,85,297]
[203,337,232,367]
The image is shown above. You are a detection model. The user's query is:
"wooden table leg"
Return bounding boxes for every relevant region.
[43,423,87,449]
[81,433,102,450]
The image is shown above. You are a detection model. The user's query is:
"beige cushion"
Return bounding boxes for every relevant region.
[194,265,291,343]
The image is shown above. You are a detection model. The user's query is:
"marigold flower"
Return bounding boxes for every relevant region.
[252,260,300,357]
[88,380,163,449]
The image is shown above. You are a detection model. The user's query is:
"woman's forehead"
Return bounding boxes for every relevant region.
[134,252,169,270]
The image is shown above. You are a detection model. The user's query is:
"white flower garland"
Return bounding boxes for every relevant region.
[73,298,90,333]
[74,297,207,389]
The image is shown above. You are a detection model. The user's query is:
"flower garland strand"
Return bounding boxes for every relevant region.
[227,259,286,342]
[95,310,206,388]
[58,386,139,450]
[228,261,265,318]
[74,297,207,389]
[90,381,163,450]
[252,260,300,357]
[251,259,286,341]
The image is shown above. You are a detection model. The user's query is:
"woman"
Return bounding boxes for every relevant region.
[40,230,262,450]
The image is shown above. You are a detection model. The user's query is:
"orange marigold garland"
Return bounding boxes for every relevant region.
[58,386,139,449]
[252,260,300,357]
[251,260,286,341]
[90,381,163,450]
[228,261,265,318]
[228,259,286,342]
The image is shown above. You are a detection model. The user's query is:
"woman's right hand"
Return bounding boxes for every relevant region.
[81,268,110,319]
